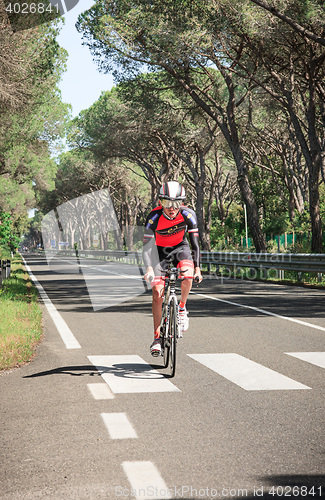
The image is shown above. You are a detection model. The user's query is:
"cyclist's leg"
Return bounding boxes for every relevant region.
[150,253,168,355]
[179,262,194,303]
[176,246,194,332]
[150,278,164,356]
[152,282,164,339]
[176,245,194,304]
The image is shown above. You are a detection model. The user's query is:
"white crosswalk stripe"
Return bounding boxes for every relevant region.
[286,352,325,369]
[88,355,180,393]
[188,353,311,391]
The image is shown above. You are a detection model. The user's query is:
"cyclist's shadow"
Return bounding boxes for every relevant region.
[23,362,169,379]
[98,362,166,379]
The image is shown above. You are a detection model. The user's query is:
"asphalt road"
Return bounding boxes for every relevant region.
[1,253,324,500]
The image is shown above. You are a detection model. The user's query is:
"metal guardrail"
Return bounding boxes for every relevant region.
[47,249,325,277]
[0,259,11,287]
[200,251,325,274]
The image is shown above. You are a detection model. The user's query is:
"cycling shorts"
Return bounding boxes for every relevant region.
[151,243,194,288]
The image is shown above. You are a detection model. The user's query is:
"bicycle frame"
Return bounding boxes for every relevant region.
[159,266,182,377]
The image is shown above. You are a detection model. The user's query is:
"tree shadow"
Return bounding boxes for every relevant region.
[23,255,325,319]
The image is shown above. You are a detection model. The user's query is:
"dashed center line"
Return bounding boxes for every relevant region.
[87,383,115,400]
[101,413,138,439]
[122,461,171,499]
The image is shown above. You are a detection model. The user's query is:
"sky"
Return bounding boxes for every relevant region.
[57,0,114,117]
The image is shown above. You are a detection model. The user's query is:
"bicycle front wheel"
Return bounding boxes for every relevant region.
[162,318,169,368]
[168,297,178,377]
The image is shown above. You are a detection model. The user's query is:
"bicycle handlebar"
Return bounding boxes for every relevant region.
[146,265,202,284]
[149,274,199,282]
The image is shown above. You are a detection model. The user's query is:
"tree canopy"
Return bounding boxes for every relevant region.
[0,1,70,254]
[76,0,325,252]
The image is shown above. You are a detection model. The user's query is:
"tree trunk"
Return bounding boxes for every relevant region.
[307,70,323,253]
[223,76,266,253]
[195,180,210,251]
[284,80,323,252]
[238,170,266,253]
[223,128,266,252]
[309,161,323,252]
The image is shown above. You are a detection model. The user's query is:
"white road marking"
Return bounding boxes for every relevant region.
[87,383,115,399]
[101,413,138,439]
[189,290,325,333]
[22,256,81,349]
[188,353,311,391]
[122,461,171,499]
[286,352,325,369]
[88,355,180,393]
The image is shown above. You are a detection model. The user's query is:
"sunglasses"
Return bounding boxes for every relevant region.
[160,199,182,209]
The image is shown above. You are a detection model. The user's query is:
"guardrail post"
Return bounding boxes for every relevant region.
[0,260,2,288]
[6,260,10,279]
[74,245,82,274]
[1,260,7,284]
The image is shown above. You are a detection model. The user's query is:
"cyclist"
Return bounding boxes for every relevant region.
[143,181,202,356]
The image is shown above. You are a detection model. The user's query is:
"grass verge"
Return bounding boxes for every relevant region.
[0,255,43,371]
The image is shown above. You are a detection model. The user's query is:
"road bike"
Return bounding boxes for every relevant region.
[157,262,200,377]
[149,262,200,377]
[158,264,183,377]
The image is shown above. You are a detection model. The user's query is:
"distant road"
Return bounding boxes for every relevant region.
[1,253,324,499]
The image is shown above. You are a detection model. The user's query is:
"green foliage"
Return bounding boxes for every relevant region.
[0,212,20,256]
[0,11,70,244]
[0,256,43,371]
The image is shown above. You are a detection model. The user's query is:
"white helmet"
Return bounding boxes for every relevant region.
[159,181,186,201]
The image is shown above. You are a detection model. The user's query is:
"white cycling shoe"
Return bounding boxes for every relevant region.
[179,307,189,332]
[150,339,162,357]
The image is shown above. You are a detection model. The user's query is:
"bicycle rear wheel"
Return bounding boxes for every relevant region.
[168,297,178,377]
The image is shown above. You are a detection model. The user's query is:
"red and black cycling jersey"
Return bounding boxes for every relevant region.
[143,206,200,268]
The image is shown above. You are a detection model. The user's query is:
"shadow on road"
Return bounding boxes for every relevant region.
[23,363,167,380]
[23,254,325,319]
